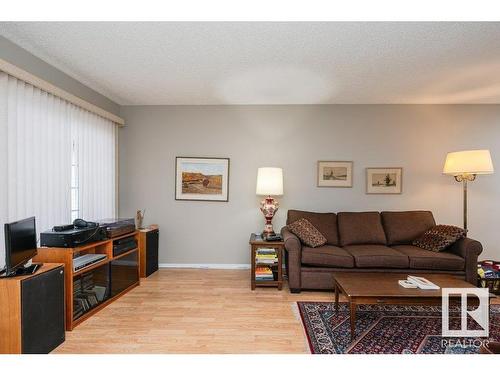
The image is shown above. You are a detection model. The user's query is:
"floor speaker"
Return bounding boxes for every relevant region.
[139,226,159,278]
[145,229,159,277]
[21,266,65,353]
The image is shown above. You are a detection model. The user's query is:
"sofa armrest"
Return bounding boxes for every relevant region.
[281,227,302,292]
[447,237,483,285]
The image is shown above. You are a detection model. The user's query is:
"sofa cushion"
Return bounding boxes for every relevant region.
[287,210,339,245]
[392,245,465,271]
[343,245,409,268]
[338,212,387,246]
[381,211,436,245]
[301,245,354,268]
[287,218,327,248]
[413,225,466,252]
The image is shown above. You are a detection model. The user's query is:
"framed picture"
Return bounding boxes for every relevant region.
[175,157,230,201]
[366,167,403,194]
[317,161,353,188]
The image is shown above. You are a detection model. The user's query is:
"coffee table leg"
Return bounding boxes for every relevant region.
[350,300,356,339]
[334,282,339,311]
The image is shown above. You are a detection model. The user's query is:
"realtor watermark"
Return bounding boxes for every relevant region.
[441,287,489,337]
[441,338,485,349]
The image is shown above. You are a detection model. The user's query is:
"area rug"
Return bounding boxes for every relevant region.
[296,302,500,354]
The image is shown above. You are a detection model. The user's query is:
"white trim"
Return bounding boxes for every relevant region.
[0,57,125,126]
[159,263,251,270]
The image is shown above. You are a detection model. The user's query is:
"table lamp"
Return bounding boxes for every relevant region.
[443,149,494,233]
[256,167,283,237]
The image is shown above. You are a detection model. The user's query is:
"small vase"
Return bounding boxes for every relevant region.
[135,210,145,229]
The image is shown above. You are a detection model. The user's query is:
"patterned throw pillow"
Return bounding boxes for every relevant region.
[287,218,327,248]
[412,225,466,252]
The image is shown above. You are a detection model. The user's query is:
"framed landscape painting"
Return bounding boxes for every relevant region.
[317,161,353,188]
[366,167,403,194]
[175,157,230,201]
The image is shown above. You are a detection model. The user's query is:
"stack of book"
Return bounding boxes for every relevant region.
[255,266,274,281]
[255,248,278,265]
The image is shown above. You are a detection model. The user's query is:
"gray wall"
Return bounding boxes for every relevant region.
[119,105,500,265]
[0,36,121,116]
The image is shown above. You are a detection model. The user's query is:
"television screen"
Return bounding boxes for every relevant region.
[5,217,37,273]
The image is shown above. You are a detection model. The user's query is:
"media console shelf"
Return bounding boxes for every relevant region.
[34,231,140,331]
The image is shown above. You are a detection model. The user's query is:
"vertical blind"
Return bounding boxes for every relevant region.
[71,107,116,220]
[0,71,116,267]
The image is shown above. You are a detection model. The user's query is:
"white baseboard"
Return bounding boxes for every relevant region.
[159,263,251,270]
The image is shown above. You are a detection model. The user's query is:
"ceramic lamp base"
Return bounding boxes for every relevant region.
[260,195,279,236]
[263,223,275,236]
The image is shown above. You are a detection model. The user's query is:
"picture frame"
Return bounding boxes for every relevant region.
[175,157,230,201]
[317,161,353,188]
[366,167,403,194]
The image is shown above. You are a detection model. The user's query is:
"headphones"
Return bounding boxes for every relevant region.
[73,218,98,229]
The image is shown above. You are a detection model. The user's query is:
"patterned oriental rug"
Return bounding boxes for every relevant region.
[296,302,500,354]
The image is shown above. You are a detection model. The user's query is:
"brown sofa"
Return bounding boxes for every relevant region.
[281,210,482,293]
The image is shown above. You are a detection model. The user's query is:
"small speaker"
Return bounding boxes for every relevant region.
[21,266,65,354]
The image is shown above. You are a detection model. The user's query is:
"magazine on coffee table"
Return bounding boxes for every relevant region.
[398,275,440,290]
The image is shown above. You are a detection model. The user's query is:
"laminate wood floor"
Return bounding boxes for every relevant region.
[54,269,498,354]
[54,269,333,354]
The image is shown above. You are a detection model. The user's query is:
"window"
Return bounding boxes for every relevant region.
[0,71,117,270]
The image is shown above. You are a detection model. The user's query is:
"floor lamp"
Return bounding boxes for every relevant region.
[443,149,494,233]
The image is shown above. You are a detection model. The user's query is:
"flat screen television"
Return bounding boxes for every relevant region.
[4,216,38,275]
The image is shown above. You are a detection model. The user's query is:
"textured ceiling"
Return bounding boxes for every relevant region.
[1,22,500,105]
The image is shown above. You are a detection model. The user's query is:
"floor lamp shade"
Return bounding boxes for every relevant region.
[442,149,494,233]
[443,150,494,176]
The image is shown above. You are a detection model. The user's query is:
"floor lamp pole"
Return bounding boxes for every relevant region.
[456,173,475,235]
[462,178,468,234]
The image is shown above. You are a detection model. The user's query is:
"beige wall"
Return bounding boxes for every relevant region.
[119,105,500,265]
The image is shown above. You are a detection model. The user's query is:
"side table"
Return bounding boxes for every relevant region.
[249,233,285,290]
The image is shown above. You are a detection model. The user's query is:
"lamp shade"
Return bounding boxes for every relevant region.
[256,167,283,196]
[443,149,494,175]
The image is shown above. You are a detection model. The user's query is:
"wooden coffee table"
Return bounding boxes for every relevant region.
[333,273,482,340]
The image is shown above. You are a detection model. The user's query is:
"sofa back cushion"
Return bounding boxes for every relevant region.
[337,212,387,246]
[287,210,338,245]
[381,211,436,245]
